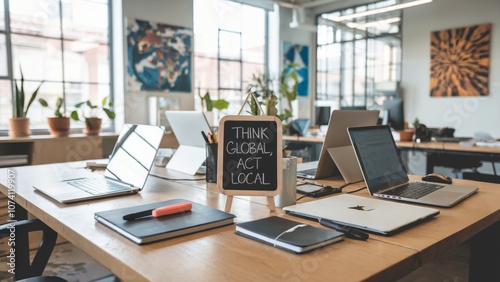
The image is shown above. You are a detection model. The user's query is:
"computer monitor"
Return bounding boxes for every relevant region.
[383,98,404,130]
[315,106,331,126]
[290,119,311,136]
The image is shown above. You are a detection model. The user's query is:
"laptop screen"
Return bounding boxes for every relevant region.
[105,124,165,189]
[165,111,212,148]
[348,125,409,193]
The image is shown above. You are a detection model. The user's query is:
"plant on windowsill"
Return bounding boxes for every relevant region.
[9,67,44,137]
[38,96,71,137]
[70,97,115,135]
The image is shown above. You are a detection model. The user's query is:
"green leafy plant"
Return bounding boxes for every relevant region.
[39,97,66,117]
[198,90,229,112]
[278,63,299,122]
[246,68,299,126]
[246,72,279,117]
[13,67,44,118]
[70,97,115,129]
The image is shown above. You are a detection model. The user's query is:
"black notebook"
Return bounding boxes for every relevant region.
[235,216,343,254]
[95,199,235,244]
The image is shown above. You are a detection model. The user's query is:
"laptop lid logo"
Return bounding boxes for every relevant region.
[348,205,374,211]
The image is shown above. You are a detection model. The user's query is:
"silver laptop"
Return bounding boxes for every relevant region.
[297,110,380,181]
[284,194,439,236]
[34,124,165,204]
[164,111,212,175]
[348,125,478,207]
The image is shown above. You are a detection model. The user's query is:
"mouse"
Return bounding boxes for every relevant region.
[422,173,452,184]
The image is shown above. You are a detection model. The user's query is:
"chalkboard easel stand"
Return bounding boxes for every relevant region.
[218,92,283,213]
[224,195,276,212]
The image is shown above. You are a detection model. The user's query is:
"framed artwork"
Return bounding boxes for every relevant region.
[127,18,192,92]
[283,42,309,97]
[430,23,491,97]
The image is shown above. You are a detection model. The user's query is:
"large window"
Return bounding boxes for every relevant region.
[0,0,112,134]
[194,0,268,120]
[316,0,401,110]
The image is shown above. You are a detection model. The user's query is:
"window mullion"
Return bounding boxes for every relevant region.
[58,0,66,114]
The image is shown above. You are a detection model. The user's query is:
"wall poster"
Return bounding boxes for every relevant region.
[127,18,192,92]
[283,42,309,97]
[430,23,491,97]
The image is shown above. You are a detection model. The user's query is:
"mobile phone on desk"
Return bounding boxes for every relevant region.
[297,183,340,197]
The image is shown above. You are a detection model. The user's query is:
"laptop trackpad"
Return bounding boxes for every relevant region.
[422,190,463,202]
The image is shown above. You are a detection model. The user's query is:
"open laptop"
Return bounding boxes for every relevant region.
[34,124,165,204]
[284,194,439,236]
[165,111,212,175]
[348,125,478,207]
[297,110,379,181]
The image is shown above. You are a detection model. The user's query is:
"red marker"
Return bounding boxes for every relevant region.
[123,202,192,221]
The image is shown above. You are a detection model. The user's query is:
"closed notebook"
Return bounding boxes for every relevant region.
[235,216,343,254]
[95,199,235,244]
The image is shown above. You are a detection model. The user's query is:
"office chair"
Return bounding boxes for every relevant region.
[0,218,66,282]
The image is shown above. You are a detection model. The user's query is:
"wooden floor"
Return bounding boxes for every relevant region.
[0,240,469,281]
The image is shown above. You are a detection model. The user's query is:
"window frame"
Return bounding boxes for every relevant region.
[0,0,114,136]
[315,0,402,110]
[193,0,269,122]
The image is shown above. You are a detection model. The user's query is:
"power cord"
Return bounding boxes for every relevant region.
[296,180,364,200]
[346,186,367,194]
[151,174,206,181]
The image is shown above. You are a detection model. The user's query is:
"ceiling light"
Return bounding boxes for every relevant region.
[347,17,401,29]
[334,0,432,22]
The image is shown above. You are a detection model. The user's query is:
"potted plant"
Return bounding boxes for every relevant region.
[39,96,70,136]
[246,70,298,132]
[198,89,229,126]
[9,67,44,137]
[70,96,115,135]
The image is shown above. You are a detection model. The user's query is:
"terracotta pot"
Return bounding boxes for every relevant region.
[47,117,71,137]
[83,117,102,135]
[9,117,31,137]
[398,129,415,141]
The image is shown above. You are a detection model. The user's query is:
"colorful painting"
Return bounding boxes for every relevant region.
[127,18,192,92]
[430,23,491,97]
[283,42,309,97]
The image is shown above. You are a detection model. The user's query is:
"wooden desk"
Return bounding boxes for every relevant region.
[282,134,325,143]
[282,135,324,162]
[0,163,420,281]
[396,141,500,176]
[1,164,500,281]
[396,141,500,154]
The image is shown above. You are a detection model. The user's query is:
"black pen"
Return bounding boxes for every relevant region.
[319,219,369,241]
[201,131,210,144]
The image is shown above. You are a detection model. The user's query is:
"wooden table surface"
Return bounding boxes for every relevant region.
[396,141,500,154]
[2,163,500,281]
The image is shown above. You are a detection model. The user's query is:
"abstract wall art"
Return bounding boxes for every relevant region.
[283,42,309,97]
[430,23,491,97]
[127,18,192,92]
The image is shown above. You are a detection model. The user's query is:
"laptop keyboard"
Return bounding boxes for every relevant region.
[298,168,317,175]
[67,178,132,195]
[384,182,445,199]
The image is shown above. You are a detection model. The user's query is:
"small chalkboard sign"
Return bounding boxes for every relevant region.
[217,115,282,212]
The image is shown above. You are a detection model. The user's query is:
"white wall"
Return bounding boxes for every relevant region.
[120,0,194,124]
[402,0,500,137]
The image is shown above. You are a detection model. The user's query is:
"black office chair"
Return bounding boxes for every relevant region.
[0,218,66,282]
